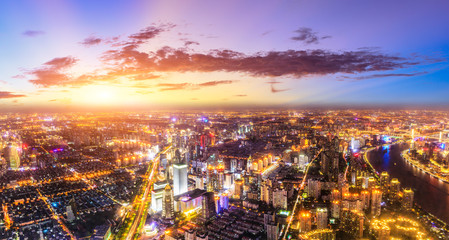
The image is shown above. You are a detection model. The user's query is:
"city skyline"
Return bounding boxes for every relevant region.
[1,0,449,111]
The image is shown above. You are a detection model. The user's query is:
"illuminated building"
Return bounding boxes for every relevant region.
[368,177,376,189]
[151,181,168,213]
[331,201,340,218]
[316,208,328,229]
[201,192,216,222]
[272,188,287,209]
[234,179,243,199]
[390,178,400,199]
[266,222,278,240]
[371,189,382,217]
[173,163,188,196]
[174,188,205,212]
[5,143,20,170]
[299,211,312,233]
[66,197,77,222]
[340,209,364,238]
[307,179,322,199]
[380,171,389,191]
[403,188,414,210]
[361,190,370,210]
[224,173,233,189]
[195,175,204,189]
[261,181,271,204]
[162,185,174,219]
[331,189,340,202]
[184,229,195,240]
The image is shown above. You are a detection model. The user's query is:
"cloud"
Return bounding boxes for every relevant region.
[341,72,428,81]
[0,91,26,99]
[26,24,419,89]
[132,73,160,81]
[23,30,45,37]
[28,56,79,87]
[157,80,237,91]
[48,98,71,104]
[198,80,235,86]
[291,27,330,44]
[157,83,190,91]
[183,40,200,47]
[261,30,273,36]
[124,23,176,48]
[271,85,290,93]
[266,80,282,84]
[81,36,103,46]
[103,46,413,80]
[234,94,247,97]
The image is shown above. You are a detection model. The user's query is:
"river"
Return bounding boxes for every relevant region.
[367,143,449,224]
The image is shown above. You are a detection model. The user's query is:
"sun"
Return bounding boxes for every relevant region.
[80,85,118,104]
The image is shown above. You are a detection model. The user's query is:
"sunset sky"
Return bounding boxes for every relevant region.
[1,0,449,111]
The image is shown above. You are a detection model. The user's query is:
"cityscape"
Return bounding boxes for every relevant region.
[1,1,449,240]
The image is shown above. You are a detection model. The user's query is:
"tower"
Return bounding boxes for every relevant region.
[173,162,188,196]
[162,185,174,219]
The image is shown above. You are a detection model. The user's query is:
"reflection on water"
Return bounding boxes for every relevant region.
[368,143,449,224]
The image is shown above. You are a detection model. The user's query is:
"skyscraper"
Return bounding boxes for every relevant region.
[201,192,216,222]
[272,188,287,209]
[234,179,243,199]
[173,163,188,196]
[380,171,389,190]
[403,188,414,210]
[371,189,382,216]
[299,211,312,233]
[162,185,174,219]
[5,143,20,170]
[316,208,328,229]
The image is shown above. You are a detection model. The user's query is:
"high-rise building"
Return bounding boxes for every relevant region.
[361,190,370,210]
[371,189,382,216]
[266,222,278,240]
[234,179,243,199]
[307,179,322,199]
[220,193,229,211]
[5,143,20,170]
[380,171,389,190]
[261,181,271,204]
[331,189,340,202]
[162,185,174,219]
[272,188,287,209]
[151,180,168,213]
[66,197,78,222]
[331,201,340,218]
[299,211,312,233]
[173,163,188,196]
[390,178,400,201]
[201,192,216,222]
[316,208,328,229]
[403,188,414,210]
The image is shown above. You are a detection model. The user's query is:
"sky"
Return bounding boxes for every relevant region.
[0,0,449,111]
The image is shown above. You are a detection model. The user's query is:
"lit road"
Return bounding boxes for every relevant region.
[121,145,171,240]
[281,148,322,240]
